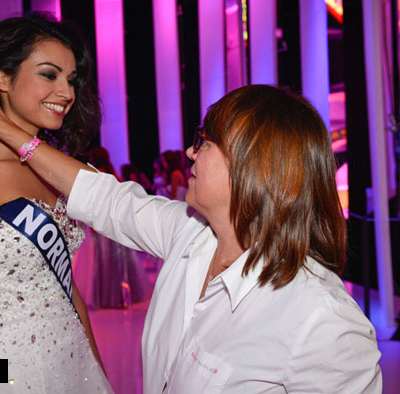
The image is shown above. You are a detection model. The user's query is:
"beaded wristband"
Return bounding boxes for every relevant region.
[17,136,42,162]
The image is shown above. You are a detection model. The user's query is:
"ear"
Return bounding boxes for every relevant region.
[0,71,11,92]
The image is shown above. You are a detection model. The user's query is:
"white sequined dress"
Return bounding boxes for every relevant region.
[0,198,113,393]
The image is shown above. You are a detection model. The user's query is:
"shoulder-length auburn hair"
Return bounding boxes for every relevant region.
[203,85,346,289]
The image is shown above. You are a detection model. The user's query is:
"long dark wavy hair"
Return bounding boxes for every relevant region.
[0,14,100,156]
[203,85,346,289]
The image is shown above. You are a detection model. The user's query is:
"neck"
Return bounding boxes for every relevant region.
[1,103,39,137]
[0,141,19,161]
[0,107,38,161]
[208,211,244,266]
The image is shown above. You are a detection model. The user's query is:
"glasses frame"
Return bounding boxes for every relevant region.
[192,127,208,153]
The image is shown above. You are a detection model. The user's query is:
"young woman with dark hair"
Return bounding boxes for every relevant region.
[0,15,112,393]
[0,14,100,155]
[0,85,381,393]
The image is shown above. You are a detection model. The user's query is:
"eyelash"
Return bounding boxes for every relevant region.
[40,72,77,87]
[40,72,57,81]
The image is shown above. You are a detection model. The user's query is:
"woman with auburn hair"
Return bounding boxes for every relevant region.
[0,85,381,393]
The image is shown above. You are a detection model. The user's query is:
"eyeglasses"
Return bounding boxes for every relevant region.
[192,127,208,153]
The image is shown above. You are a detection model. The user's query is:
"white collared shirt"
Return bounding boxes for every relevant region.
[67,170,382,394]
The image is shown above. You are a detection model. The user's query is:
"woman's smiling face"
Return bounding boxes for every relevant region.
[0,39,76,134]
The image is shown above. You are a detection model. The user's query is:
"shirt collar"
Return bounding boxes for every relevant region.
[218,250,265,312]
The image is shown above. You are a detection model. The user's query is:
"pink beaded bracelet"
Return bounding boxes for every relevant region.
[17,136,42,162]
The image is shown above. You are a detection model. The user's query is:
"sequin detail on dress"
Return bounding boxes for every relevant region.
[0,198,113,393]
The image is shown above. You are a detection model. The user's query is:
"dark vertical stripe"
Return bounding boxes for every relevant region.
[23,0,31,14]
[342,0,374,286]
[342,0,370,215]
[177,0,201,147]
[277,0,301,93]
[124,0,159,175]
[61,0,97,82]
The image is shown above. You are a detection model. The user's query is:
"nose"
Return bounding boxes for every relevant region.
[56,78,75,102]
[186,145,196,161]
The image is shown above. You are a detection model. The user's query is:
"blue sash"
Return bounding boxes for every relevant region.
[0,198,72,302]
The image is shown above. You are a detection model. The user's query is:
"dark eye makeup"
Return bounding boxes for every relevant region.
[38,68,78,88]
[39,71,57,81]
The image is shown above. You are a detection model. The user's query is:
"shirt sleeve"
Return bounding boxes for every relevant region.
[67,169,194,259]
[284,295,382,394]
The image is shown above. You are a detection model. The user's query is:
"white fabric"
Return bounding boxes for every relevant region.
[67,170,382,394]
[0,197,113,393]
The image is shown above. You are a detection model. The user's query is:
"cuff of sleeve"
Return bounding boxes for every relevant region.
[67,169,99,223]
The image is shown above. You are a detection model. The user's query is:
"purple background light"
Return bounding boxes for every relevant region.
[94,0,129,175]
[0,0,22,20]
[31,0,61,20]
[249,0,277,85]
[198,0,225,118]
[225,0,247,92]
[152,0,183,152]
[300,0,330,127]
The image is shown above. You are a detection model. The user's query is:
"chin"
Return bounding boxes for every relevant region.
[39,122,63,131]
[185,196,206,218]
[39,115,65,129]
